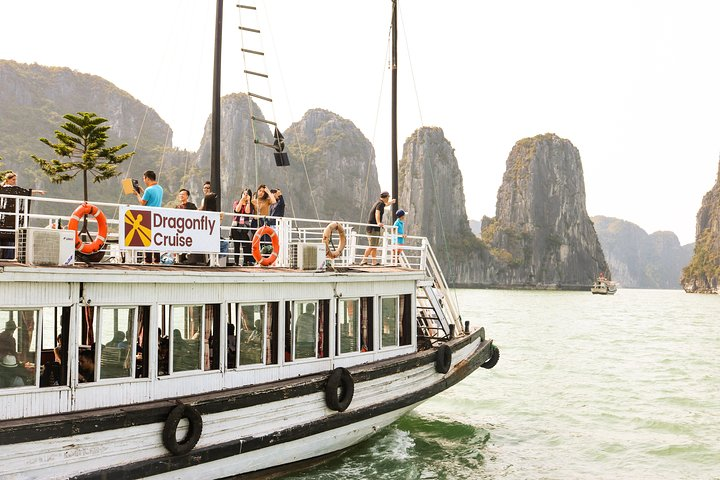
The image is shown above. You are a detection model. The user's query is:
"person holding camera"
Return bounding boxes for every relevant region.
[134,170,163,263]
[232,188,255,266]
[251,184,276,222]
[134,170,163,207]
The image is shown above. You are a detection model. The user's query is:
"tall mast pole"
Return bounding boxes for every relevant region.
[391,0,398,216]
[211,0,223,209]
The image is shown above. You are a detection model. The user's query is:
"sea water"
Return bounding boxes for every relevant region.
[281,289,720,480]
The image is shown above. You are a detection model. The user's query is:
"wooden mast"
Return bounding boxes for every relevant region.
[211,0,223,209]
[391,0,398,216]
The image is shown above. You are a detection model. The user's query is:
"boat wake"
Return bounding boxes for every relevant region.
[281,414,492,479]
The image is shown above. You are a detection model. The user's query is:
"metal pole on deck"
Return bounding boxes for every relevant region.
[211,0,223,209]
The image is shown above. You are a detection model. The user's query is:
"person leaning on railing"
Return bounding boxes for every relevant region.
[0,171,46,260]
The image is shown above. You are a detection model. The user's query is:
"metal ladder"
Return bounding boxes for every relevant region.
[236,3,288,165]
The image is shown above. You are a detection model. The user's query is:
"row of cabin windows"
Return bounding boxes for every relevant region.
[0,295,412,389]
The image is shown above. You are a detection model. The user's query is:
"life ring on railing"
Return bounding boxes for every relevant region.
[67,203,107,254]
[325,367,354,412]
[435,344,452,374]
[251,225,279,266]
[322,222,346,259]
[481,344,500,369]
[162,402,203,456]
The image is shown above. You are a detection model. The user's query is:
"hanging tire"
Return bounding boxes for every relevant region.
[481,344,500,369]
[325,367,354,412]
[162,402,203,456]
[435,344,452,374]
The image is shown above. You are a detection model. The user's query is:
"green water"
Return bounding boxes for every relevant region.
[281,289,720,479]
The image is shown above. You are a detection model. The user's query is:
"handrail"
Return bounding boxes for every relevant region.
[0,193,432,271]
[422,240,463,333]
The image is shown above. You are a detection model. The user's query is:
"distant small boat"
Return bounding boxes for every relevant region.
[591,273,617,295]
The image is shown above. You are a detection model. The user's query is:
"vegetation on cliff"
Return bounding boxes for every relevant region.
[681,160,720,293]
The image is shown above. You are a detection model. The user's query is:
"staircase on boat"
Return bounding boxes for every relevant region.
[412,240,464,346]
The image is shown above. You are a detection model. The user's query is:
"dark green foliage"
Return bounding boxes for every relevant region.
[31,112,134,201]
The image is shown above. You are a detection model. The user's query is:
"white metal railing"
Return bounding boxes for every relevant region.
[422,240,464,334]
[0,193,430,271]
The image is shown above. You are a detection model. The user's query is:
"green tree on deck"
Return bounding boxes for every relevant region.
[31,112,134,202]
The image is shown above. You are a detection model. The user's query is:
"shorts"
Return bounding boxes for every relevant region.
[367,229,380,247]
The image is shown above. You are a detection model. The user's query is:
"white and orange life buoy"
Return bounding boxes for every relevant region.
[322,222,346,259]
[251,225,279,266]
[67,203,107,254]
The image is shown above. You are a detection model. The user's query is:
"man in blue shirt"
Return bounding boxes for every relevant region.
[135,170,163,207]
[134,170,163,263]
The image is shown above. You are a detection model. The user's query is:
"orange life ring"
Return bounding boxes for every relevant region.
[252,225,279,266]
[67,203,107,254]
[322,222,346,259]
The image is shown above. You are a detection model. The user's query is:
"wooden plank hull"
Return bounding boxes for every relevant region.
[1,332,490,479]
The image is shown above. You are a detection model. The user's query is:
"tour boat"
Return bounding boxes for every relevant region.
[591,273,617,295]
[0,1,498,478]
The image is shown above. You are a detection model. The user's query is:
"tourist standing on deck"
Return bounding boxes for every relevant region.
[134,170,163,207]
[0,171,46,260]
[393,209,407,261]
[175,188,197,210]
[251,184,276,224]
[232,189,255,266]
[199,181,219,212]
[134,170,163,263]
[268,188,285,230]
[360,191,395,266]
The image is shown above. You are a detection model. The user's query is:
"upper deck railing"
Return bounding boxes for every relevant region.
[0,193,430,271]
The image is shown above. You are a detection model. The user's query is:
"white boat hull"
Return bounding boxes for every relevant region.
[0,334,490,480]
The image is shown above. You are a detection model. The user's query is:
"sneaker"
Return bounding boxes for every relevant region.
[359,260,368,266]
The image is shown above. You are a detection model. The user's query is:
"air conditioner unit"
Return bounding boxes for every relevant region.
[18,228,75,266]
[288,243,326,270]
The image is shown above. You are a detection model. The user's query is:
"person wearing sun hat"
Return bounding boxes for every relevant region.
[0,353,27,388]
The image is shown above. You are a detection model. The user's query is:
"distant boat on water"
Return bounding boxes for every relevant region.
[591,273,617,295]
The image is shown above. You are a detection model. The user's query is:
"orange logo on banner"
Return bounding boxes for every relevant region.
[124,209,152,247]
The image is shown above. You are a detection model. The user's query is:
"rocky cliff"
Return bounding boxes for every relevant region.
[398,127,491,282]
[192,103,380,218]
[592,216,693,289]
[681,159,720,293]
[482,133,608,286]
[0,60,173,202]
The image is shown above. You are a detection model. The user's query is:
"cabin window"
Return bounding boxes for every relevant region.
[293,301,317,359]
[160,304,218,375]
[338,299,360,354]
[169,305,202,372]
[77,306,149,383]
[97,307,136,380]
[39,306,70,387]
[381,296,399,348]
[360,297,374,352]
[0,309,38,389]
[228,303,267,367]
[399,294,412,346]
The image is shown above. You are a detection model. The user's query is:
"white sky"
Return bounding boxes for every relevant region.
[2,0,719,245]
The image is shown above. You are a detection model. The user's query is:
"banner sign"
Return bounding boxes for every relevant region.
[119,206,220,252]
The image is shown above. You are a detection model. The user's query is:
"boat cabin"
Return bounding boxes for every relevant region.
[0,193,457,421]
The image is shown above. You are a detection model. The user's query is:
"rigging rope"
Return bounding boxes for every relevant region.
[399,4,460,310]
[258,0,320,223]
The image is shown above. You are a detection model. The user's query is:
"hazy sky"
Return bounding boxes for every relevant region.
[2,0,719,245]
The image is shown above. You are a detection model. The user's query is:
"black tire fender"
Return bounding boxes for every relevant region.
[325,367,354,412]
[481,344,500,369]
[162,402,203,455]
[435,344,452,374]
